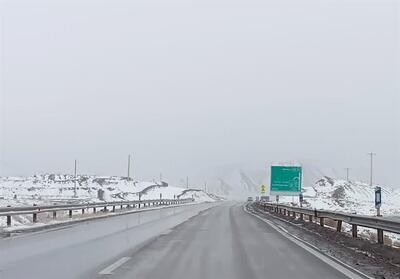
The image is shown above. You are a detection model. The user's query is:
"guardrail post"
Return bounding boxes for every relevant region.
[6,205,11,226]
[53,211,57,219]
[112,205,116,212]
[352,224,358,238]
[103,206,107,212]
[33,204,38,223]
[319,217,324,227]
[377,229,384,244]
[336,220,342,232]
[93,207,97,213]
[299,213,303,221]
[69,210,73,218]
[120,205,123,210]
[308,215,313,223]
[292,212,296,218]
[82,208,85,214]
[283,209,286,215]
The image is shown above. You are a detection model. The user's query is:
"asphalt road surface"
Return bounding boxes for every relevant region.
[0,203,215,279]
[0,202,362,279]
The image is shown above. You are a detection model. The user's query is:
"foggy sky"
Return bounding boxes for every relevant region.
[0,0,399,187]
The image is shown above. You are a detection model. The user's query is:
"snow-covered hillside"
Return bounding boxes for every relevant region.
[301,177,400,216]
[0,174,221,208]
[206,168,400,217]
[269,176,400,217]
[1,172,399,217]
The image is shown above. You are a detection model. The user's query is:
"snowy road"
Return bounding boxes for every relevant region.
[0,202,362,279]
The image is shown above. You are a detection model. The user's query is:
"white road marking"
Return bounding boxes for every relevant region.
[278,225,289,234]
[243,205,373,279]
[159,229,173,236]
[98,257,131,275]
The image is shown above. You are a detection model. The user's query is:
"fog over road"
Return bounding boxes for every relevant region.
[0,202,363,279]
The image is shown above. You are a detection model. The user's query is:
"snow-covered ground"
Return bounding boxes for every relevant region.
[2,172,399,241]
[205,167,400,243]
[274,177,400,245]
[0,174,222,228]
[2,173,396,216]
[276,176,400,217]
[0,174,221,205]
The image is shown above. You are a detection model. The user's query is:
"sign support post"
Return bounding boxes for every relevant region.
[375,187,382,217]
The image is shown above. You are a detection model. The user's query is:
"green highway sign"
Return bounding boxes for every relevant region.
[270,165,302,196]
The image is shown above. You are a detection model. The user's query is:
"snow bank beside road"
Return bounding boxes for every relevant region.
[0,174,221,228]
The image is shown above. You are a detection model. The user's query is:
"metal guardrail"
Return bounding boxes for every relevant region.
[0,198,194,227]
[255,202,400,245]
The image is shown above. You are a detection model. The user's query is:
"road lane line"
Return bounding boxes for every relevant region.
[243,204,373,279]
[98,257,131,275]
[278,225,289,234]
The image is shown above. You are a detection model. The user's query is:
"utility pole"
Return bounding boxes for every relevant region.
[127,155,131,180]
[345,168,350,181]
[204,182,207,193]
[368,152,376,186]
[74,159,77,198]
[160,173,162,182]
[186,176,189,189]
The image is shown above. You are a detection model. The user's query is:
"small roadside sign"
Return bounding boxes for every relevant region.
[260,184,266,194]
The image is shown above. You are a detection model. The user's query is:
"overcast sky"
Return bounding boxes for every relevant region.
[0,0,399,187]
